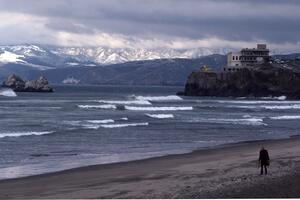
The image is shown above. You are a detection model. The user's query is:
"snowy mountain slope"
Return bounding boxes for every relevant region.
[0,45,93,69]
[0,44,233,69]
[55,46,233,64]
[0,51,26,63]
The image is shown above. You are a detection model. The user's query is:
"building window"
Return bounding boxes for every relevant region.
[232,56,235,60]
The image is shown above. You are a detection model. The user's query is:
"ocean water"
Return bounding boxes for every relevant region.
[1,85,300,179]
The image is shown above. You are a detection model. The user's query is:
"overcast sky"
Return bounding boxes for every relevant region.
[0,0,300,51]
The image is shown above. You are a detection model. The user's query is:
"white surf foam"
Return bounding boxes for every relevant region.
[0,131,54,138]
[188,117,266,126]
[225,104,300,110]
[64,119,115,129]
[270,115,300,120]
[98,100,151,105]
[0,88,17,97]
[43,107,62,109]
[82,124,100,129]
[146,114,174,119]
[121,117,128,120]
[260,96,287,100]
[235,96,286,100]
[86,119,115,124]
[100,122,149,128]
[63,120,81,126]
[78,104,117,109]
[263,105,300,110]
[125,106,193,111]
[229,105,259,109]
[134,95,182,101]
[216,100,300,104]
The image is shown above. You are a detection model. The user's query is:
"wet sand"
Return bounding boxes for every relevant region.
[0,137,300,199]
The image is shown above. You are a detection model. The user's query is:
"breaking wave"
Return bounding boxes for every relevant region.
[226,105,263,109]
[64,119,115,129]
[125,106,193,111]
[86,119,115,124]
[63,120,81,126]
[83,119,115,129]
[260,96,287,100]
[133,95,182,101]
[98,100,151,105]
[82,124,100,129]
[243,114,252,118]
[215,100,300,104]
[78,104,117,109]
[236,96,287,101]
[146,114,174,119]
[188,117,266,126]
[100,122,149,128]
[263,105,300,110]
[270,115,300,120]
[0,131,54,138]
[0,88,17,97]
[224,104,300,110]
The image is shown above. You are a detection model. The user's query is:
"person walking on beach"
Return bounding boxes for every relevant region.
[259,146,270,175]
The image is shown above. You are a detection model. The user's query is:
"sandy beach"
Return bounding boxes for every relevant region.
[0,137,300,199]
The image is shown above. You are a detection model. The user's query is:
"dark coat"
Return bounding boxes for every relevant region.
[259,149,270,165]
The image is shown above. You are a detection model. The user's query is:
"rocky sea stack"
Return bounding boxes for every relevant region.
[2,74,53,92]
[182,64,300,99]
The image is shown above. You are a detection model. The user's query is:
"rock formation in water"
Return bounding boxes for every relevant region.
[2,74,25,91]
[182,64,300,99]
[2,74,53,92]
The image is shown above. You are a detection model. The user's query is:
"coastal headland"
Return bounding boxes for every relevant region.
[182,44,300,99]
[183,64,300,99]
[0,137,300,198]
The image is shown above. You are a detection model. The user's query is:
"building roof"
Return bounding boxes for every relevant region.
[241,48,269,52]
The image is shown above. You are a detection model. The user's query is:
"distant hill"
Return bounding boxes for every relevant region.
[272,53,300,60]
[1,55,225,86]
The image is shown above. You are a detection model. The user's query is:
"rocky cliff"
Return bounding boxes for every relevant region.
[2,74,53,92]
[183,64,300,99]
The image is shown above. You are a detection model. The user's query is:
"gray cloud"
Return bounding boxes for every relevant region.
[0,0,299,50]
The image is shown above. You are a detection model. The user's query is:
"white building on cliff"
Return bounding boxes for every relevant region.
[224,44,270,72]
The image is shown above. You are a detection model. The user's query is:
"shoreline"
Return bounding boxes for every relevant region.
[0,137,294,181]
[1,137,300,198]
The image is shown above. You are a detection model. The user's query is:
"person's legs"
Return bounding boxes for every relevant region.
[264,165,268,175]
[260,164,263,175]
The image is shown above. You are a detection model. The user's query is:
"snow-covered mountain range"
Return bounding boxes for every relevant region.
[55,46,232,64]
[1,44,298,86]
[0,44,232,69]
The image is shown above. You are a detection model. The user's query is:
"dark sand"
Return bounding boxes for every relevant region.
[1,138,300,199]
